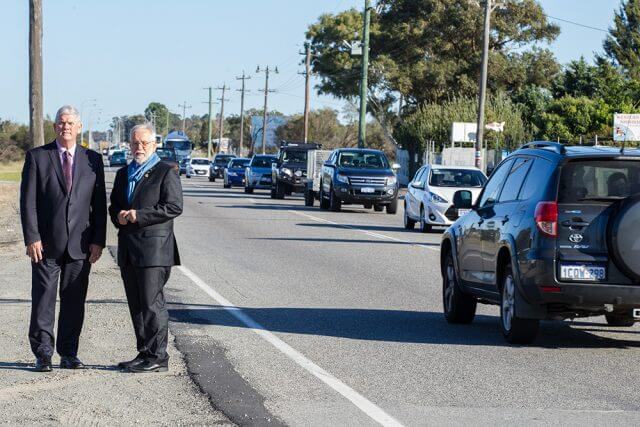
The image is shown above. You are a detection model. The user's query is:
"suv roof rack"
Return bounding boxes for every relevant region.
[519,141,566,154]
[279,140,322,149]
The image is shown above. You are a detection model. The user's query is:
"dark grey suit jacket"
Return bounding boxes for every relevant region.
[20,141,107,260]
[108,161,183,267]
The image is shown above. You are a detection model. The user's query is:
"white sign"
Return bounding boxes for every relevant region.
[451,122,477,144]
[614,114,640,142]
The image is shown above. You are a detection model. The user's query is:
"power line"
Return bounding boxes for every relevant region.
[544,14,609,33]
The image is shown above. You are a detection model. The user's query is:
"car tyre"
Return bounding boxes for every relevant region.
[500,264,539,344]
[442,250,476,324]
[329,186,342,212]
[605,313,636,327]
[386,197,398,214]
[319,183,330,210]
[403,202,416,229]
[304,190,315,207]
[244,187,254,194]
[224,183,231,189]
[275,181,285,199]
[373,205,384,212]
[363,203,372,209]
[270,188,276,199]
[420,207,432,233]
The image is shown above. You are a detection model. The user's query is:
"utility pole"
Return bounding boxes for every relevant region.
[256,65,278,154]
[475,0,492,172]
[236,72,251,155]
[178,101,192,132]
[300,43,312,143]
[357,0,371,149]
[216,84,229,153]
[29,0,44,148]
[203,87,214,159]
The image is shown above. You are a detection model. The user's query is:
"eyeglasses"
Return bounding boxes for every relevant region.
[130,141,155,147]
[55,121,76,128]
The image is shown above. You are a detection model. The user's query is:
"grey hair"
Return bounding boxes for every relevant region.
[55,105,81,123]
[129,123,156,142]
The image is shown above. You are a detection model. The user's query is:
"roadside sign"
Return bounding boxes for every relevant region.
[613,114,640,142]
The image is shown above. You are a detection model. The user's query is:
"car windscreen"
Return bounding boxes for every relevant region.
[251,157,275,167]
[429,169,486,187]
[559,160,640,202]
[229,159,250,168]
[111,152,124,158]
[337,152,389,169]
[281,150,307,163]
[156,149,176,161]
[164,140,191,151]
[191,159,210,165]
[215,156,234,165]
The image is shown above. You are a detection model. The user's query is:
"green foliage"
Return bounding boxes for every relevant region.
[145,102,170,136]
[604,0,640,79]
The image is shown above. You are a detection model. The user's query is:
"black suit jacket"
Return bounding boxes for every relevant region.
[109,161,183,267]
[20,141,107,260]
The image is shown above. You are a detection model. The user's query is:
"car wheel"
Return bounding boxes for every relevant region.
[275,181,285,199]
[270,188,276,199]
[500,264,539,344]
[329,186,342,212]
[208,176,214,182]
[605,313,636,327]
[442,250,476,324]
[304,190,314,207]
[386,197,398,214]
[403,202,416,229]
[363,203,372,209]
[244,187,254,194]
[420,207,432,233]
[224,183,231,189]
[373,205,384,212]
[319,182,330,210]
[186,175,191,179]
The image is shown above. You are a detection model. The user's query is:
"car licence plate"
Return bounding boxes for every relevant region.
[361,187,375,193]
[560,264,606,281]
[458,208,471,217]
[196,170,205,175]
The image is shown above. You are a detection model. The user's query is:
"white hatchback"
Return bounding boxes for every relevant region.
[404,165,487,232]
[186,157,211,178]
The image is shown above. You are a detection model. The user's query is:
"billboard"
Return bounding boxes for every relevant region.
[613,114,640,142]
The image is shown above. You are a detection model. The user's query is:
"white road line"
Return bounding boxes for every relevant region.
[177,265,405,427]
[289,210,440,252]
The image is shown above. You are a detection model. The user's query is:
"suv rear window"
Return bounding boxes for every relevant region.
[429,168,487,188]
[559,160,640,203]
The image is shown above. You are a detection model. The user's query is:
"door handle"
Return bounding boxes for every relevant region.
[478,219,485,225]
[487,221,495,227]
[502,215,510,225]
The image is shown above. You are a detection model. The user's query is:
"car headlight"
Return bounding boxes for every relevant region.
[282,168,292,176]
[387,175,397,186]
[228,171,237,177]
[336,174,349,184]
[213,166,219,170]
[294,170,303,177]
[429,192,448,204]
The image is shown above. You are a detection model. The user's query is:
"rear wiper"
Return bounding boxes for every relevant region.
[577,196,626,202]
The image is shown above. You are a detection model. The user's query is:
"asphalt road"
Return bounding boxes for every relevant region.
[108,168,640,426]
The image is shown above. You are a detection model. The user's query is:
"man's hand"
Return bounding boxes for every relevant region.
[124,209,138,224]
[117,210,128,225]
[26,241,44,263]
[88,244,103,264]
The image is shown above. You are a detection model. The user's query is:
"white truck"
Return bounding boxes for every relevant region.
[303,149,332,206]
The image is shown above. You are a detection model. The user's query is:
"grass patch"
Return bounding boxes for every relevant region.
[0,162,22,182]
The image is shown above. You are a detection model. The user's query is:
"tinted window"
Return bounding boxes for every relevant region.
[558,160,640,202]
[498,158,532,202]
[429,168,487,187]
[412,167,425,184]
[214,155,234,165]
[251,156,275,167]
[282,150,307,163]
[519,158,554,200]
[230,159,250,168]
[337,151,389,169]
[191,159,210,165]
[156,149,176,161]
[479,158,514,208]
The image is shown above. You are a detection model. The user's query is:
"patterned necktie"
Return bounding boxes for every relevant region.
[62,151,72,192]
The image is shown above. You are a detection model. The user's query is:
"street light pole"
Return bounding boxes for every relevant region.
[357,0,371,149]
[475,0,492,171]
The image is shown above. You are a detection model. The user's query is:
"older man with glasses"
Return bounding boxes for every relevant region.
[20,105,107,372]
[108,123,183,373]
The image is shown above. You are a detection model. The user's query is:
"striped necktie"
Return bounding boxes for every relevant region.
[62,151,72,192]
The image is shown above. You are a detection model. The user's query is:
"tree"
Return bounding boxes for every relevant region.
[144,102,170,135]
[604,0,640,79]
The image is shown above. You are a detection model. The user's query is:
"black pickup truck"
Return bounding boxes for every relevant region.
[319,148,400,213]
[271,142,321,199]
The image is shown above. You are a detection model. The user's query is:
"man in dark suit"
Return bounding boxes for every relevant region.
[20,105,107,372]
[109,123,182,373]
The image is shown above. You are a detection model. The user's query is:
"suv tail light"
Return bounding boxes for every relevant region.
[535,201,558,237]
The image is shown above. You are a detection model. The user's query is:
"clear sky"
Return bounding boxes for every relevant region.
[0,0,622,130]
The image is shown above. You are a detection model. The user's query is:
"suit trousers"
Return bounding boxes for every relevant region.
[29,252,91,358]
[120,262,171,362]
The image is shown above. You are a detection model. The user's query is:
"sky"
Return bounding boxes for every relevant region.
[0,0,623,130]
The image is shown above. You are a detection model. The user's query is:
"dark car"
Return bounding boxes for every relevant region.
[245,154,277,193]
[223,158,251,188]
[271,142,320,199]
[441,142,640,344]
[155,147,179,172]
[209,154,236,182]
[108,150,127,167]
[317,148,399,213]
[179,158,189,176]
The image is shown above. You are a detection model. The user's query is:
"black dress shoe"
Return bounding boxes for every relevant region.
[117,354,146,370]
[35,357,53,372]
[60,356,85,369]
[128,359,168,373]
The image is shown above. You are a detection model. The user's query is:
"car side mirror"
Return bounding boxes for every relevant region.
[324,161,333,167]
[453,190,473,210]
[392,163,401,171]
[411,181,423,189]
